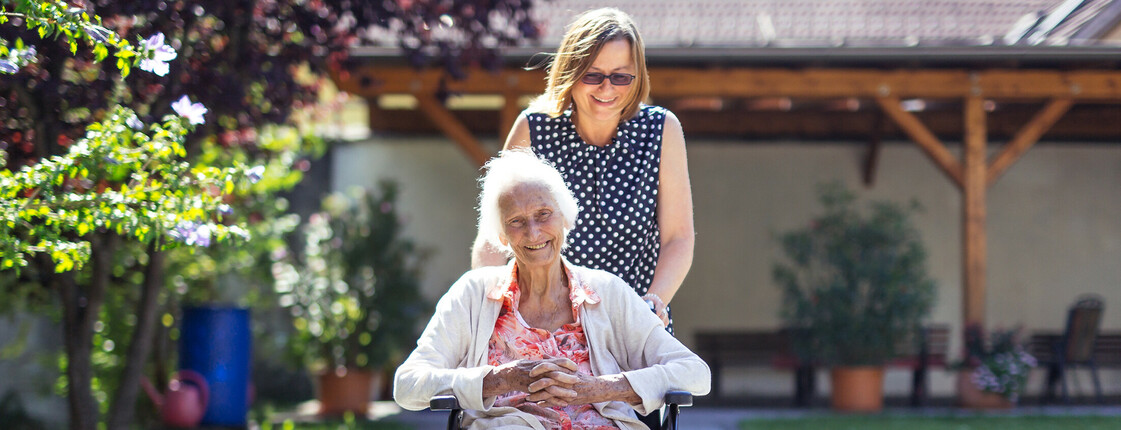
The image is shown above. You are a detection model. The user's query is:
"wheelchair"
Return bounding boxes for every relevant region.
[430,391,693,430]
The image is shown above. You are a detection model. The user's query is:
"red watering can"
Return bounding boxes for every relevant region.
[141,369,210,428]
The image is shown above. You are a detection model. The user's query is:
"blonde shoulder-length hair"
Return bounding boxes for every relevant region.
[528,7,649,121]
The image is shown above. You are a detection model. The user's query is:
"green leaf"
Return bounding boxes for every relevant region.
[38,26,48,39]
[93,44,107,61]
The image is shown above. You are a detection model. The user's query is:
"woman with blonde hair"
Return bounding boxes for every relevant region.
[472,7,694,335]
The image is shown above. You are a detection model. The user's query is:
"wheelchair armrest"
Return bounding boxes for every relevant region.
[430,395,461,411]
[664,391,692,407]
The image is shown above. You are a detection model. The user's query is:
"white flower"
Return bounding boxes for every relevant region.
[138,32,177,77]
[126,115,144,130]
[171,95,208,125]
[247,165,266,183]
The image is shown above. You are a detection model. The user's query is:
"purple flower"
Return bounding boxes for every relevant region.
[171,95,207,125]
[218,204,233,217]
[247,165,265,184]
[18,46,37,62]
[0,60,17,74]
[126,115,144,130]
[138,32,177,77]
[170,221,212,247]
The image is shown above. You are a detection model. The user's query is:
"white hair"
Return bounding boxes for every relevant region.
[477,148,580,254]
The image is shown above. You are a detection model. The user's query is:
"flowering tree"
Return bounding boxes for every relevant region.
[0,6,254,429]
[1,1,543,429]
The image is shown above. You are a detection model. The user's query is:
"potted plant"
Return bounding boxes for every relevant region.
[955,324,1036,408]
[271,181,428,415]
[773,182,936,412]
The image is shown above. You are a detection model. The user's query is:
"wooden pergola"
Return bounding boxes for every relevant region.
[331,64,1121,329]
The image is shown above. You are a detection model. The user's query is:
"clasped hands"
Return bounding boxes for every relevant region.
[486,356,594,408]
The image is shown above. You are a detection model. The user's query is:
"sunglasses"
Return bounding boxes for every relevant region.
[581,72,636,86]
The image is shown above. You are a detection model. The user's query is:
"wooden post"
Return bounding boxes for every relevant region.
[862,113,884,187]
[366,97,389,130]
[962,96,987,328]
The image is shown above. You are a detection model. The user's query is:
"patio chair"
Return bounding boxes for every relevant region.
[1042,294,1105,404]
[430,391,693,430]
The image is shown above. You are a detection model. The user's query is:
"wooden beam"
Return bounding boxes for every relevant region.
[875,97,964,188]
[974,71,1121,100]
[332,66,545,97]
[414,94,491,167]
[333,66,1121,100]
[962,96,988,328]
[499,92,522,143]
[986,98,1075,187]
[362,104,1121,140]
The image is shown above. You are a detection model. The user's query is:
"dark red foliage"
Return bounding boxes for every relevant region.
[0,0,543,168]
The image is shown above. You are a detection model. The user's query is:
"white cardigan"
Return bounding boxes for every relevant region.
[393,261,710,430]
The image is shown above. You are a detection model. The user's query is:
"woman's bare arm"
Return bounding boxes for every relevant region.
[646,110,695,320]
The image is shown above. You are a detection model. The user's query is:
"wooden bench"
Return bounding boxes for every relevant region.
[695,325,950,406]
[1028,331,1121,402]
[1028,332,1121,367]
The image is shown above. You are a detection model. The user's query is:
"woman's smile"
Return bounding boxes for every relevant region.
[591,95,616,104]
[526,241,549,250]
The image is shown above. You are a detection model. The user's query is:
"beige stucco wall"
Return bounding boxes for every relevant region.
[333,137,1121,399]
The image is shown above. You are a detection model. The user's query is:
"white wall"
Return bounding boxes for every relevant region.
[332,136,1121,399]
[0,313,67,428]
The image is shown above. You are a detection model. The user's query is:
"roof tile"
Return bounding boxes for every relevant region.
[528,0,1065,47]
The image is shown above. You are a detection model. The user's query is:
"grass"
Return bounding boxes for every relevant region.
[265,420,414,430]
[740,415,1121,430]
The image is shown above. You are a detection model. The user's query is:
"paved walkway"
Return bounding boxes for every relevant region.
[364,401,1121,430]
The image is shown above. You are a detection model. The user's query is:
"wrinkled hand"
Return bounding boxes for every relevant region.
[490,357,580,407]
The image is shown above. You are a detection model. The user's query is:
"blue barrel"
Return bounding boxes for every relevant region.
[180,305,251,427]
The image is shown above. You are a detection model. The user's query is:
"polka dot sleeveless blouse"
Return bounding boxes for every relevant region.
[527,105,672,331]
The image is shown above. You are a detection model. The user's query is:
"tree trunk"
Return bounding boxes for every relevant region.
[59,270,96,430]
[106,242,165,430]
[58,233,117,430]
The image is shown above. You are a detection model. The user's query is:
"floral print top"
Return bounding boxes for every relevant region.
[487,264,619,430]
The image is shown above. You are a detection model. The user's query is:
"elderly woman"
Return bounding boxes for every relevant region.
[395,149,709,429]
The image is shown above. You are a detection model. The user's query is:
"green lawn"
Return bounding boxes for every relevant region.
[741,415,1121,430]
[267,420,413,430]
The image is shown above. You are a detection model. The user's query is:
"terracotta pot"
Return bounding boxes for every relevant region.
[317,368,378,416]
[830,366,885,412]
[956,370,1014,410]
